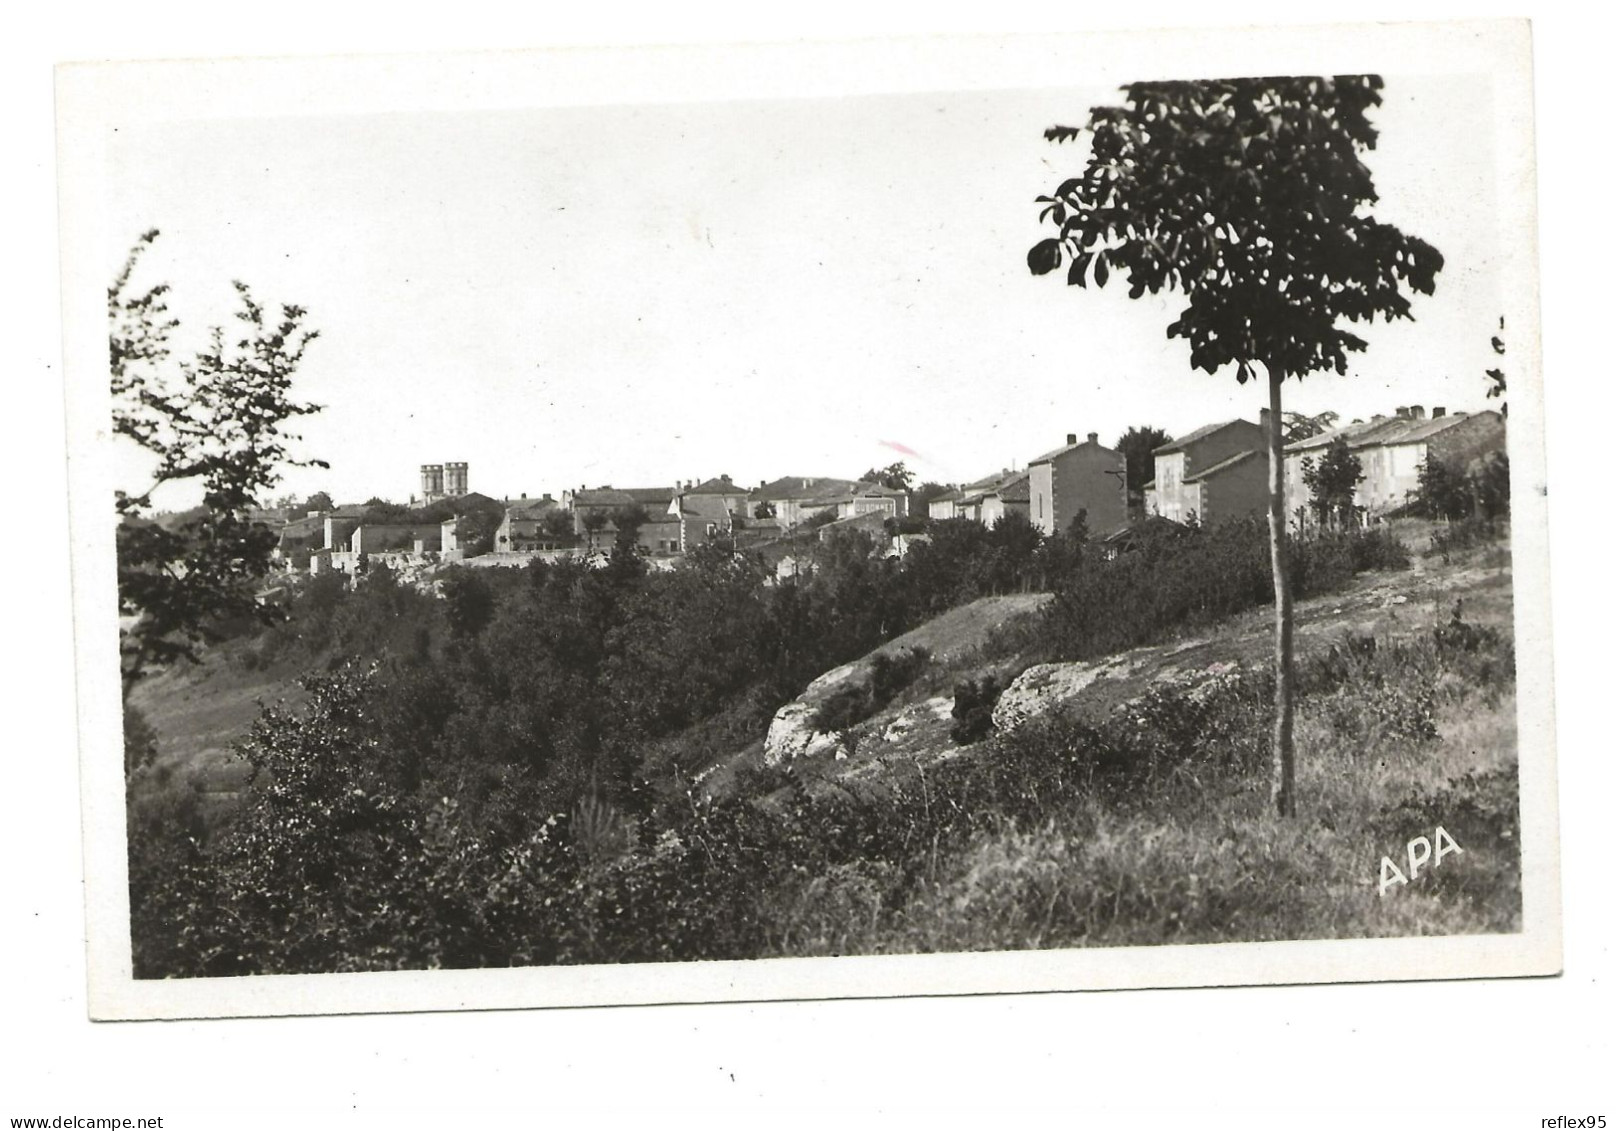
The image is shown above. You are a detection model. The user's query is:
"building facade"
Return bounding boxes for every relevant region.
[1027,432,1127,537]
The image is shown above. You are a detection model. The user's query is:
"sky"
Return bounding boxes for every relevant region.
[106,71,1502,507]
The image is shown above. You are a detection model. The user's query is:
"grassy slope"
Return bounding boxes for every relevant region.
[759,539,1520,955]
[126,646,309,805]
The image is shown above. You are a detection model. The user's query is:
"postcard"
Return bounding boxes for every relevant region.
[56,17,1558,1020]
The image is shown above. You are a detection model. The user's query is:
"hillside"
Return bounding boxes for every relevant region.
[125,522,1521,973]
[714,534,1509,793]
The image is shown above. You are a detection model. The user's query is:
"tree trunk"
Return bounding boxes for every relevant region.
[1267,366,1297,817]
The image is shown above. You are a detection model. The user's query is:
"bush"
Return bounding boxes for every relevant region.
[950,675,1003,745]
[1040,520,1410,663]
[1428,517,1506,562]
[811,647,930,733]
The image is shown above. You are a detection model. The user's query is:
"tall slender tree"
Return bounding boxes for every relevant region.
[1027,77,1442,815]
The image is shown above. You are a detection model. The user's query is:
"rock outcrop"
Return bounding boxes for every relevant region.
[990,656,1138,734]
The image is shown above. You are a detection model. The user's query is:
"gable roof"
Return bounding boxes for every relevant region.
[571,487,637,509]
[687,476,744,495]
[1182,449,1262,483]
[1153,419,1260,455]
[621,486,679,506]
[992,473,1032,503]
[504,497,560,520]
[677,493,735,523]
[1030,435,1120,465]
[754,476,860,502]
[1361,412,1495,448]
[1283,412,1493,455]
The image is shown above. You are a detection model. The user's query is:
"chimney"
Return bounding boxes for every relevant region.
[1066,433,1078,445]
[1432,406,1446,419]
[1087,431,1099,444]
[1372,414,1387,422]
[1410,405,1426,420]
[1396,406,1410,419]
[1260,407,1272,432]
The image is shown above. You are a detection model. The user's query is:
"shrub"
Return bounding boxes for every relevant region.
[950,675,1004,745]
[811,647,930,734]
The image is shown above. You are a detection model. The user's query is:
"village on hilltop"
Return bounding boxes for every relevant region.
[253,402,1505,584]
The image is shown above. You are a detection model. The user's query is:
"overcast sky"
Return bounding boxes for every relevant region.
[106,71,1500,506]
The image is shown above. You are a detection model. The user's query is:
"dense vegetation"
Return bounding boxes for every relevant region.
[127,511,1444,976]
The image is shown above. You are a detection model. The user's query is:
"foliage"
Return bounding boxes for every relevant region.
[1301,437,1365,529]
[811,647,932,733]
[304,491,333,513]
[950,675,1003,745]
[439,568,496,639]
[123,702,160,779]
[1284,411,1339,443]
[1028,77,1443,381]
[111,230,324,694]
[911,481,953,511]
[861,461,915,491]
[1027,76,1442,817]
[1416,453,1509,525]
[129,600,1517,974]
[1114,425,1171,519]
[1041,519,1406,662]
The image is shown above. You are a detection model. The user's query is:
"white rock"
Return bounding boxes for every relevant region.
[762,699,849,765]
[881,697,955,744]
[992,660,1127,734]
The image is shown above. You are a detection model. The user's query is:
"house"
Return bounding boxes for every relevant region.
[927,488,964,521]
[821,482,910,521]
[1027,432,1127,537]
[814,509,891,543]
[750,476,860,528]
[670,491,737,552]
[496,495,566,552]
[943,471,1016,524]
[1145,416,1268,526]
[978,472,1031,528]
[275,512,327,566]
[563,485,683,554]
[1283,405,1506,519]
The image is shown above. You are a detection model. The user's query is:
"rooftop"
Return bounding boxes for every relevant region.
[1153,419,1258,455]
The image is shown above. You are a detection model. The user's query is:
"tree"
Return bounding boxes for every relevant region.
[1114,425,1171,519]
[540,509,576,542]
[1415,455,1472,521]
[111,230,324,696]
[1282,410,1339,443]
[911,481,952,512]
[579,508,611,553]
[1300,437,1364,529]
[1028,77,1442,816]
[861,461,915,491]
[304,490,334,513]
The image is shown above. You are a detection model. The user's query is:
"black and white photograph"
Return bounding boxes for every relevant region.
[54,18,1560,1028]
